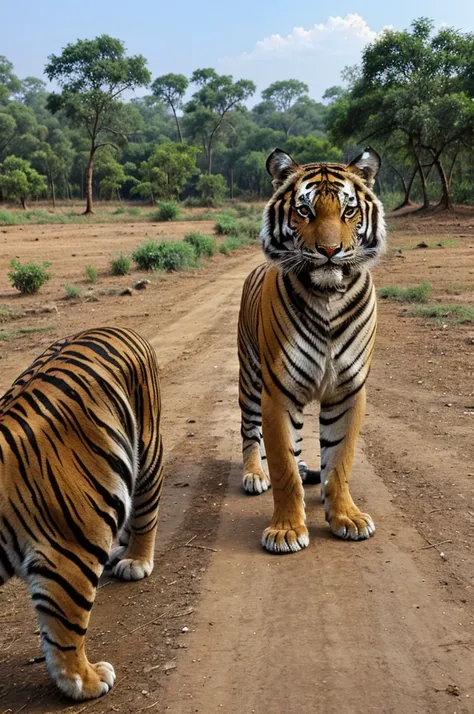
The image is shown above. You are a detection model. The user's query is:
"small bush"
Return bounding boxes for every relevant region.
[153,201,181,222]
[112,206,126,215]
[377,283,432,303]
[215,214,237,235]
[110,253,131,276]
[219,236,248,254]
[133,240,164,271]
[230,217,261,241]
[196,174,228,207]
[0,210,21,226]
[158,242,197,272]
[184,232,216,257]
[64,283,82,299]
[8,259,51,295]
[85,265,97,283]
[127,206,141,216]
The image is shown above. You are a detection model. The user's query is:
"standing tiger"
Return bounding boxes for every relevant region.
[238,147,386,553]
[0,327,164,699]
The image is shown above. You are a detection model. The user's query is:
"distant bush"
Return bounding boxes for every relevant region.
[85,264,97,283]
[230,217,261,240]
[127,206,141,216]
[196,174,228,207]
[215,214,237,235]
[451,181,474,205]
[184,232,216,257]
[64,283,82,299]
[112,206,126,215]
[110,253,131,275]
[0,210,21,225]
[133,240,164,271]
[158,242,197,271]
[408,303,474,324]
[219,235,249,254]
[152,201,181,221]
[377,283,432,303]
[8,259,51,295]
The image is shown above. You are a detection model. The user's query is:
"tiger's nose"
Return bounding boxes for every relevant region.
[316,243,342,258]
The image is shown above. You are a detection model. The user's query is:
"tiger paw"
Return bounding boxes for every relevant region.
[261,523,309,553]
[56,661,115,700]
[243,469,270,495]
[326,508,375,540]
[106,547,153,580]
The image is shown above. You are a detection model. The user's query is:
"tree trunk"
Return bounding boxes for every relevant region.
[84,147,95,214]
[171,105,183,144]
[415,154,430,209]
[230,168,234,200]
[51,177,56,210]
[434,158,452,210]
[393,167,417,210]
[207,146,212,174]
[21,196,27,210]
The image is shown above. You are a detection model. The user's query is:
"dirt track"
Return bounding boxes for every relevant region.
[0,217,474,713]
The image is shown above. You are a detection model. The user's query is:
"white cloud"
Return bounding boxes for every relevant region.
[219,14,389,101]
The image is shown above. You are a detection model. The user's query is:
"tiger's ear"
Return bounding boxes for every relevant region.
[266,148,300,190]
[346,147,381,188]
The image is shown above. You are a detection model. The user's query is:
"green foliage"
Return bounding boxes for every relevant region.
[110,253,131,275]
[133,240,164,270]
[196,174,227,206]
[132,143,199,201]
[451,181,474,204]
[377,283,432,303]
[219,235,250,254]
[408,303,474,324]
[64,283,82,299]
[0,155,47,207]
[85,264,97,283]
[153,200,181,221]
[8,259,51,294]
[184,232,216,257]
[214,214,237,235]
[158,241,197,271]
[230,217,261,241]
[0,326,56,342]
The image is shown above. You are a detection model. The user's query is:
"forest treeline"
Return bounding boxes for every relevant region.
[1,17,474,212]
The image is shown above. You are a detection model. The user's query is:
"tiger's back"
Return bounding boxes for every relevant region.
[0,326,164,700]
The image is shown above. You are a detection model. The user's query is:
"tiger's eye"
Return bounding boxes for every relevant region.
[297,205,310,218]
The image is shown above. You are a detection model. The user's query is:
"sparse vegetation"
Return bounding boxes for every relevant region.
[64,283,82,299]
[110,253,131,275]
[219,235,251,254]
[377,283,432,303]
[0,326,56,341]
[133,240,164,271]
[158,241,197,271]
[8,259,51,295]
[408,303,474,325]
[215,214,237,235]
[153,201,181,222]
[184,232,216,257]
[85,265,97,283]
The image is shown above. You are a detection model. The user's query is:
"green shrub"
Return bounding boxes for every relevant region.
[8,259,51,295]
[64,284,82,299]
[127,206,141,216]
[408,303,474,324]
[112,206,126,215]
[133,240,164,271]
[158,242,197,271]
[152,201,181,222]
[230,217,261,240]
[184,232,216,257]
[0,210,21,226]
[85,264,97,283]
[214,214,237,235]
[377,283,432,303]
[196,174,228,206]
[110,253,131,276]
[219,236,248,254]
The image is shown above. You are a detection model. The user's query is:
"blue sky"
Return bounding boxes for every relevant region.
[2,1,473,101]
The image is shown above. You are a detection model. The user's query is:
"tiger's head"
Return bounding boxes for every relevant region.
[261,147,386,288]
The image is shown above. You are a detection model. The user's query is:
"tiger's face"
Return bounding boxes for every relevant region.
[261,148,386,288]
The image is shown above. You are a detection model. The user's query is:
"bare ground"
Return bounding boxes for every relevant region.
[0,213,473,714]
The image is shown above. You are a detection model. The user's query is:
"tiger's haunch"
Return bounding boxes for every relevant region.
[0,327,164,700]
[238,148,385,553]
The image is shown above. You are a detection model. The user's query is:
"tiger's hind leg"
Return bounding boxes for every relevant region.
[109,430,164,581]
[320,385,375,540]
[26,544,115,700]
[239,359,270,495]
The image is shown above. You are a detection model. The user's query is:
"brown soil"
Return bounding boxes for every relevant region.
[0,213,473,713]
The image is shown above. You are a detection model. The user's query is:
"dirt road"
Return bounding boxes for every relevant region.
[1,230,474,713]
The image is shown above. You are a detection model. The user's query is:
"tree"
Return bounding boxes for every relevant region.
[0,56,21,102]
[45,35,150,214]
[196,174,227,205]
[184,68,255,173]
[0,155,47,208]
[132,142,199,202]
[261,80,309,112]
[151,74,188,143]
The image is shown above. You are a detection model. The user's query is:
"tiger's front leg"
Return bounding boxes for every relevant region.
[320,385,375,540]
[261,391,308,553]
